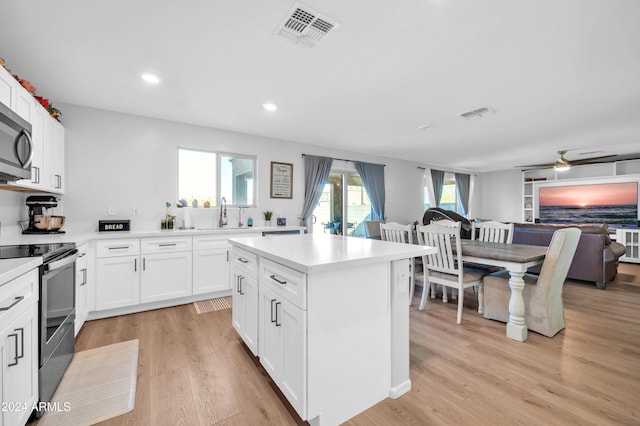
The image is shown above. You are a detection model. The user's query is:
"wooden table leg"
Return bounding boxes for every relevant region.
[506,270,528,342]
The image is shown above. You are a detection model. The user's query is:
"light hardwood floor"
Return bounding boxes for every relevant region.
[67,263,640,425]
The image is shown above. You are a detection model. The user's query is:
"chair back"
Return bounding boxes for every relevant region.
[430,219,459,228]
[416,222,462,277]
[380,222,414,244]
[537,228,582,296]
[472,221,514,243]
[364,220,384,239]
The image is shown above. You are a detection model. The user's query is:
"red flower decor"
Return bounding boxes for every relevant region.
[13,75,36,94]
[34,95,49,109]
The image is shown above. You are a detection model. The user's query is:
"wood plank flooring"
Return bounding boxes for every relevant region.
[67,263,640,425]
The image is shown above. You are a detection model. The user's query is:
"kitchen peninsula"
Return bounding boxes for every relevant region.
[229,234,435,426]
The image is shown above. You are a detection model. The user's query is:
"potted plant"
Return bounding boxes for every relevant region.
[263,210,273,226]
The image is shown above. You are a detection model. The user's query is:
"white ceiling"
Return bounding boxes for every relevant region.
[1,0,639,172]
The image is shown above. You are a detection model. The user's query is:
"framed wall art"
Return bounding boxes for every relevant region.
[270,161,293,199]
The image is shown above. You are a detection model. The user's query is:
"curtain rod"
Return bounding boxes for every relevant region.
[302,154,385,167]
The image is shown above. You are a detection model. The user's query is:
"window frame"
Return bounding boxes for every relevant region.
[177,147,257,208]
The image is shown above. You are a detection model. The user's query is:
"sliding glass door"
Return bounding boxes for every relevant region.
[311,172,370,236]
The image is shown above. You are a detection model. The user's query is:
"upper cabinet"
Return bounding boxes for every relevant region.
[0,65,65,194]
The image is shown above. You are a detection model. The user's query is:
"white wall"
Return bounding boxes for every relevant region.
[476,169,522,222]
[60,104,430,231]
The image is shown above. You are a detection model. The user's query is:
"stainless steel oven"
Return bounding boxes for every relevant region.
[39,246,78,403]
[0,242,77,410]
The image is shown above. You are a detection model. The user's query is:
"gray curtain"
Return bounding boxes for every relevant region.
[454,172,471,216]
[431,169,445,207]
[300,155,333,228]
[354,161,385,220]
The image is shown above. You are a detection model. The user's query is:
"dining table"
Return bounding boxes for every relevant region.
[459,239,548,342]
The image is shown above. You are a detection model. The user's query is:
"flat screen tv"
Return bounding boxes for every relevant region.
[538,181,639,227]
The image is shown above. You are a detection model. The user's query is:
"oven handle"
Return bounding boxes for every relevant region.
[45,249,79,272]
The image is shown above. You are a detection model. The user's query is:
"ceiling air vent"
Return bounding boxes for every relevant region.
[276,3,339,48]
[459,107,496,120]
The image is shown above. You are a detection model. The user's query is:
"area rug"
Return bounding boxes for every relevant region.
[38,339,139,426]
[193,296,232,314]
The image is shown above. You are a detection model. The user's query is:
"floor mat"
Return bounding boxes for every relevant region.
[193,296,232,314]
[38,339,139,426]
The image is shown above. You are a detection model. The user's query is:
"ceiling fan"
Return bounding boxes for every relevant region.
[520,150,617,171]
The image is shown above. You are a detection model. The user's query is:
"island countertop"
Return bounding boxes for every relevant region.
[229,233,435,273]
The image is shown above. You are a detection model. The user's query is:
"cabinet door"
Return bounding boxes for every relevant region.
[2,305,38,426]
[0,67,16,109]
[259,286,306,419]
[193,248,229,295]
[52,122,65,193]
[259,286,283,379]
[140,252,192,303]
[75,246,89,336]
[96,256,140,310]
[231,269,258,355]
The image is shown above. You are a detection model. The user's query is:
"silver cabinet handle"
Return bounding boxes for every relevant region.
[237,257,249,263]
[0,296,25,311]
[109,246,130,250]
[270,275,287,285]
[7,332,19,367]
[158,243,177,247]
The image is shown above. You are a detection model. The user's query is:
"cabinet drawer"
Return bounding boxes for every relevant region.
[232,247,258,277]
[141,236,192,254]
[260,258,306,310]
[193,235,231,250]
[96,239,140,258]
[0,269,38,326]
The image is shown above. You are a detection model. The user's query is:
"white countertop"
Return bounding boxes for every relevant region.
[229,233,436,273]
[0,226,306,246]
[0,257,42,286]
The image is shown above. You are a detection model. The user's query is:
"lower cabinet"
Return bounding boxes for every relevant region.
[259,286,306,417]
[231,268,258,355]
[140,251,192,303]
[193,236,231,295]
[616,229,640,263]
[75,242,90,335]
[96,255,141,310]
[0,269,39,426]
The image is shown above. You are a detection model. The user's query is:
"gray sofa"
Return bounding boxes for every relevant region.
[512,223,626,289]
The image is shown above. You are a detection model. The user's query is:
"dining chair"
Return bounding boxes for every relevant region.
[471,221,514,243]
[380,222,424,304]
[481,227,581,337]
[416,222,485,324]
[427,219,461,300]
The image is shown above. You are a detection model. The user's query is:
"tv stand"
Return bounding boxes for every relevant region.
[616,229,640,263]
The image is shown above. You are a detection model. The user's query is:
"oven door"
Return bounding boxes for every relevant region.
[40,249,77,367]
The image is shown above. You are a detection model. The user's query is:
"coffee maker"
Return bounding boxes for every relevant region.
[24,195,64,234]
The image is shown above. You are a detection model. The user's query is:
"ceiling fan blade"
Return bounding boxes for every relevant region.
[569,154,617,165]
[517,163,554,170]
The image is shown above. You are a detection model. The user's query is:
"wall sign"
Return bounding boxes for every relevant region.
[270,161,293,199]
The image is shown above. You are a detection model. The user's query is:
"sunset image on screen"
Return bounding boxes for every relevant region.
[539,182,638,207]
[538,182,638,225]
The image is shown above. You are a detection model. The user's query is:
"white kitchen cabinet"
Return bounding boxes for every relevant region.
[616,229,640,263]
[0,67,16,109]
[192,235,233,295]
[259,285,306,418]
[140,251,192,303]
[231,247,259,355]
[0,269,39,426]
[51,122,64,193]
[95,239,141,311]
[96,255,140,311]
[75,243,90,336]
[0,65,64,194]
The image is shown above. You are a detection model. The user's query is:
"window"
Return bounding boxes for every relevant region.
[424,171,464,215]
[311,172,371,236]
[178,148,256,207]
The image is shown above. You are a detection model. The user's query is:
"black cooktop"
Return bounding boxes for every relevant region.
[0,243,75,262]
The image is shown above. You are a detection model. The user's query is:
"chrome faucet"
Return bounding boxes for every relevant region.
[238,206,245,227]
[218,197,228,227]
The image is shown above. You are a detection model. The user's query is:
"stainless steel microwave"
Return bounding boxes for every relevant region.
[0,101,33,182]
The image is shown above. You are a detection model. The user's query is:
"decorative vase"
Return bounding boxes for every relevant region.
[265,220,272,227]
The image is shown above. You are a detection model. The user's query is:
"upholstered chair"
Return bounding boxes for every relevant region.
[482,227,581,337]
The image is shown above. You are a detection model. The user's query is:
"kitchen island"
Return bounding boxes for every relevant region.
[229,233,435,426]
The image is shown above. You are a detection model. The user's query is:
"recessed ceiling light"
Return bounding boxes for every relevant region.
[262,102,278,112]
[418,124,432,130]
[141,72,161,84]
